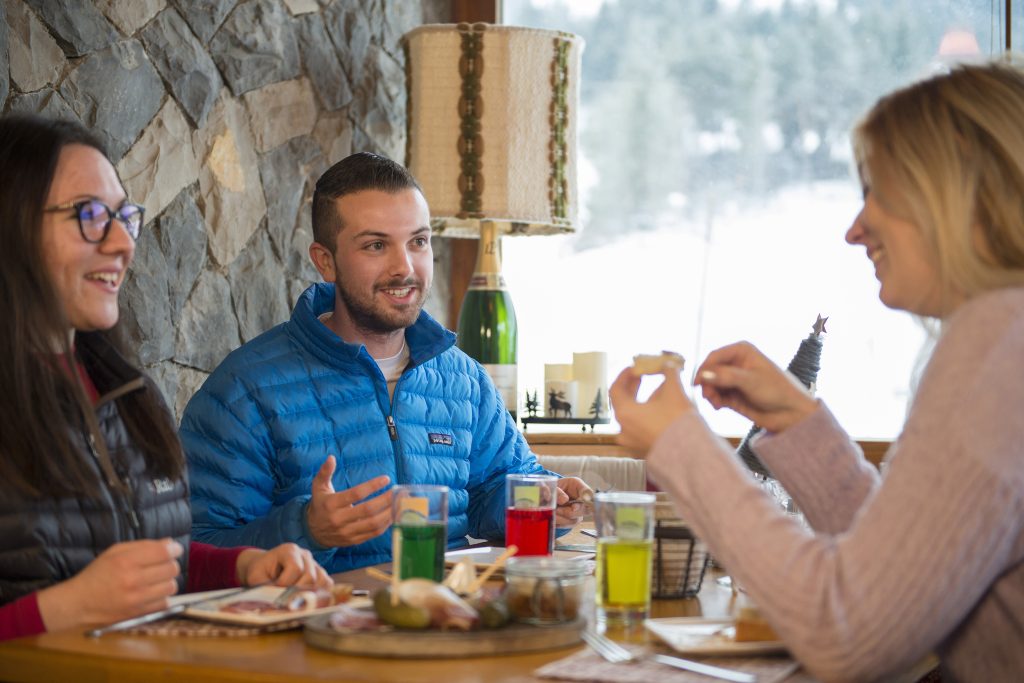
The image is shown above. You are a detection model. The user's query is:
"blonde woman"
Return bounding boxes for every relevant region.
[611,62,1024,682]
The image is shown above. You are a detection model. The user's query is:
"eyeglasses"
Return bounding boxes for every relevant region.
[43,199,144,243]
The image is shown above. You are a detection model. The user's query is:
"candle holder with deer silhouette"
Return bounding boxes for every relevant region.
[520,380,610,432]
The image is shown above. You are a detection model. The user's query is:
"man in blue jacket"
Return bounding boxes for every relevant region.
[180,152,590,573]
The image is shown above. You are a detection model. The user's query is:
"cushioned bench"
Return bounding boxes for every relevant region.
[537,454,647,494]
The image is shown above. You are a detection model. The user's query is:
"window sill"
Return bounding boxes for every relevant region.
[525,431,890,468]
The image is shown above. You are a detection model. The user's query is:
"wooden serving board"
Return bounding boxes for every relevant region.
[303,612,585,659]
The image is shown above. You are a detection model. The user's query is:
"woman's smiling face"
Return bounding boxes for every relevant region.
[846,170,945,317]
[40,144,136,334]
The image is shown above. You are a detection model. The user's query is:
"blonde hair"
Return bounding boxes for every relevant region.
[852,60,1024,315]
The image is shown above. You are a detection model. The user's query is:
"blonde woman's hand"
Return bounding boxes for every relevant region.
[235,543,332,589]
[695,341,817,433]
[37,539,183,631]
[609,366,694,455]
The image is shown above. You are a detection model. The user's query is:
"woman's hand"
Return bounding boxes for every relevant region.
[37,539,183,631]
[609,366,694,455]
[235,543,332,590]
[695,341,817,433]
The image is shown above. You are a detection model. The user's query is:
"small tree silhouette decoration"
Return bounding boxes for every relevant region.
[525,390,539,417]
[589,388,605,419]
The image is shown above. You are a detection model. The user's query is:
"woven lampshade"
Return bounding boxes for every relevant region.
[402,23,584,237]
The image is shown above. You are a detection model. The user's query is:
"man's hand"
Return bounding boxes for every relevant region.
[554,476,592,528]
[306,455,393,548]
[235,543,332,589]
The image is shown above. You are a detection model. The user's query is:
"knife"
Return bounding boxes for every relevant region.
[84,585,254,638]
[650,654,758,683]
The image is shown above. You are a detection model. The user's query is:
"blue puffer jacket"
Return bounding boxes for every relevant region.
[180,283,547,573]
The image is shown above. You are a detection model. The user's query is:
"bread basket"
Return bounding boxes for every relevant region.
[652,493,709,598]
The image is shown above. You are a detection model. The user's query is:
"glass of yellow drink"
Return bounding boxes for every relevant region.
[594,492,655,627]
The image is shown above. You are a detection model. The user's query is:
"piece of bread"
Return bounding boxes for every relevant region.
[733,605,779,642]
[631,351,686,376]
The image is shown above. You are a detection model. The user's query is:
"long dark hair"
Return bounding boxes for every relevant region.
[0,115,183,497]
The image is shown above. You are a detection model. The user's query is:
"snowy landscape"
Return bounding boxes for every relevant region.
[504,181,927,439]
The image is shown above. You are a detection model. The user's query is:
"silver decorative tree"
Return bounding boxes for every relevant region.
[736,315,828,477]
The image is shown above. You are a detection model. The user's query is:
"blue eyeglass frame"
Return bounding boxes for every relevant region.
[43,199,145,243]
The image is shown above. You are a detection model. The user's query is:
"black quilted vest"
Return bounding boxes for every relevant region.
[0,334,191,605]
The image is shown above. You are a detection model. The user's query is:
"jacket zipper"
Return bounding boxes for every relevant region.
[122,476,142,534]
[86,430,140,537]
[384,371,408,484]
[86,384,145,538]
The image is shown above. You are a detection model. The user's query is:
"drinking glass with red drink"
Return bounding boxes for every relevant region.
[505,473,558,556]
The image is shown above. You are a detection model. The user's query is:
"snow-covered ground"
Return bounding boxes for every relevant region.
[503,181,926,439]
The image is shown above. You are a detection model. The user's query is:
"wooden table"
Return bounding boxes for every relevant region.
[0,536,929,683]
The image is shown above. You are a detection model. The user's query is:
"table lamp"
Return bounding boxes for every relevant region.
[403,23,584,420]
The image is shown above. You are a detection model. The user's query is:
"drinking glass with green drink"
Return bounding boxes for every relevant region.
[594,492,655,627]
[392,485,448,581]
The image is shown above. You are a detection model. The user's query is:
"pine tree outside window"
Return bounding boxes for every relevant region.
[502,0,1013,439]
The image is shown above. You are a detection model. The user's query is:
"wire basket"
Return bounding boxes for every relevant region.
[651,498,710,599]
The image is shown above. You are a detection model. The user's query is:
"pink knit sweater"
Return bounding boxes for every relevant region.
[648,287,1024,683]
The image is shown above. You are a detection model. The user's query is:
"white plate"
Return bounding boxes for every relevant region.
[168,588,239,608]
[183,585,369,626]
[644,617,787,656]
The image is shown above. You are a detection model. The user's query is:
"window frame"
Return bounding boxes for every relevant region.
[449,0,1013,454]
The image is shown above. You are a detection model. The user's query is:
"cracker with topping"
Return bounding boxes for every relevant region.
[631,351,686,376]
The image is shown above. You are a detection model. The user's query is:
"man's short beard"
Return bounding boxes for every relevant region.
[335,271,429,334]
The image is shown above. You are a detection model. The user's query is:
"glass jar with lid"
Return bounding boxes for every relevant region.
[504,556,589,624]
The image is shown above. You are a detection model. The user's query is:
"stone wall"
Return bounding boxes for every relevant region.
[0,0,452,421]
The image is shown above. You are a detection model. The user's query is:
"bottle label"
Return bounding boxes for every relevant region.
[483,364,518,416]
[467,272,507,290]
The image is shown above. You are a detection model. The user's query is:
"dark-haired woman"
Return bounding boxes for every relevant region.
[0,115,331,640]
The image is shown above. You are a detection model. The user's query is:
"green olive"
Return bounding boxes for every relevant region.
[372,588,432,629]
[479,597,510,629]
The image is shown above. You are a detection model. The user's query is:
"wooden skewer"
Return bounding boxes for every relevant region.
[391,529,402,606]
[464,545,518,594]
[364,566,392,582]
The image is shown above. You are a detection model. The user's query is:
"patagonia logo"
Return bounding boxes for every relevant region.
[428,432,453,446]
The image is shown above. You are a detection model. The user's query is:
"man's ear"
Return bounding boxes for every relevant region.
[309,242,337,282]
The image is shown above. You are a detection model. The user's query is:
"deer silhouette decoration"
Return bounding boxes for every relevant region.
[547,389,573,418]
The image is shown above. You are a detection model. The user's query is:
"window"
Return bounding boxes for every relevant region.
[502,0,1008,438]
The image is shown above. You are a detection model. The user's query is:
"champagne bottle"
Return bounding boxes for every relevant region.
[457,222,519,421]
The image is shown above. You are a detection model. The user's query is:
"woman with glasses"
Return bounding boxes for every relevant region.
[611,62,1024,681]
[0,115,332,641]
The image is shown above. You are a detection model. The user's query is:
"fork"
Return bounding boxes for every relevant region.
[581,629,758,683]
[272,585,303,609]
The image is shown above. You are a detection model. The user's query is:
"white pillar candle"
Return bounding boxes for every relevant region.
[544,363,574,383]
[544,380,578,418]
[572,351,609,419]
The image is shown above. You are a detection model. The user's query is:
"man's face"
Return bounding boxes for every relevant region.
[324,188,433,334]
